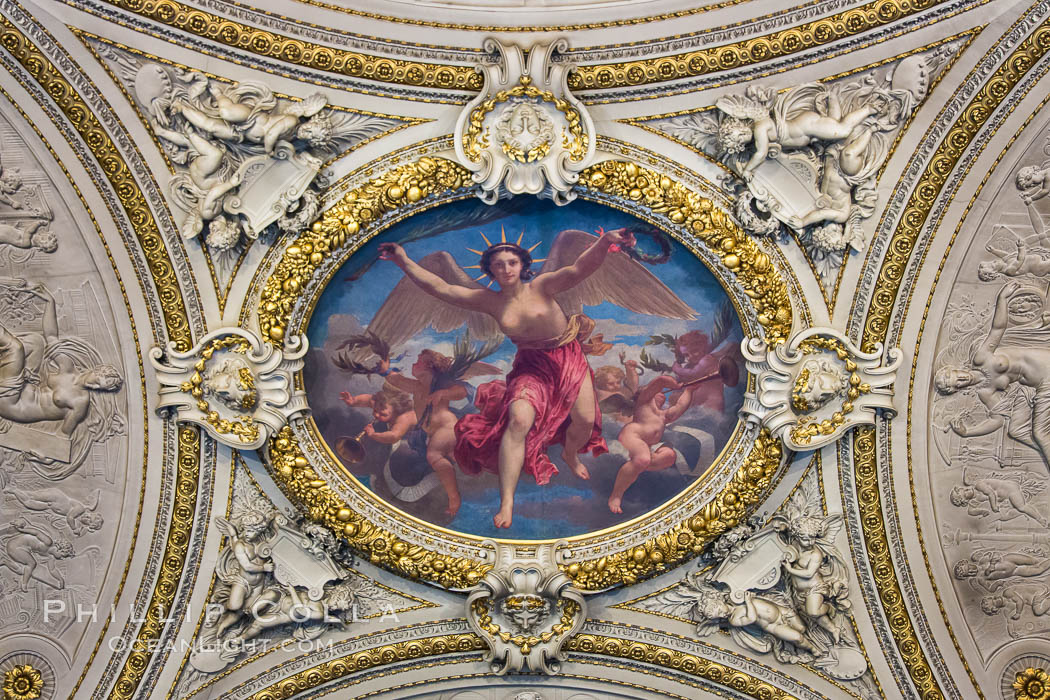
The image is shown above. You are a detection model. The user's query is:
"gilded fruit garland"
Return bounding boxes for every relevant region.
[259,156,792,590]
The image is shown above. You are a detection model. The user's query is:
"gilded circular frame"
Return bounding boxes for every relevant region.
[258,156,792,590]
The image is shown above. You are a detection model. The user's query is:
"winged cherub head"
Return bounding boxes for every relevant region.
[480,242,536,284]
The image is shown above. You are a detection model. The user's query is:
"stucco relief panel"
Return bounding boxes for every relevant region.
[926,110,1050,672]
[0,105,137,675]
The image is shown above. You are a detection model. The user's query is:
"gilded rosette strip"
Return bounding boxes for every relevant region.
[268,426,492,588]
[258,157,472,344]
[852,18,1050,700]
[565,635,797,700]
[568,0,939,90]
[244,634,486,700]
[580,160,792,346]
[101,0,482,91]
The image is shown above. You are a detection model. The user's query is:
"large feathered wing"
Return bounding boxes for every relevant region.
[539,229,697,320]
[366,251,502,349]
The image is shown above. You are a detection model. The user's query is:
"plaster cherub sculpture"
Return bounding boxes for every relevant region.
[715,84,881,181]
[660,573,822,661]
[769,492,852,644]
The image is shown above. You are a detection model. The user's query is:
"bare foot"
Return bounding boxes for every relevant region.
[565,454,590,480]
[608,496,622,514]
[446,495,461,519]
[493,503,513,528]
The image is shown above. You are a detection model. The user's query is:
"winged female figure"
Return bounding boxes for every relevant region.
[374,227,697,528]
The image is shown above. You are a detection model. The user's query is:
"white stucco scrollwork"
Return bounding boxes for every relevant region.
[467,541,586,675]
[741,327,902,450]
[149,327,308,449]
[454,39,596,204]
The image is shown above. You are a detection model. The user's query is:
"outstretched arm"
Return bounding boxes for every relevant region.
[623,359,641,396]
[950,414,1005,437]
[379,243,491,311]
[637,375,678,406]
[536,228,635,296]
[340,392,374,408]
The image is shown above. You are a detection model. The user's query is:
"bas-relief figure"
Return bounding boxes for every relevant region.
[932,146,1050,659]
[0,114,129,668]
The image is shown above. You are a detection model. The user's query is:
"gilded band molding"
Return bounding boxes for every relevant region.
[98,0,482,91]
[89,0,958,98]
[567,0,940,90]
[845,12,1050,699]
[286,0,746,32]
[237,631,797,700]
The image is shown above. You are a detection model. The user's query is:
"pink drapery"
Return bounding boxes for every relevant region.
[453,315,608,485]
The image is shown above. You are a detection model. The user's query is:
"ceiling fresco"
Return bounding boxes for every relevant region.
[1,0,1049,699]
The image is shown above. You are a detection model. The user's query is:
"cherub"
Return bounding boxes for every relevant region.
[669,329,740,411]
[770,486,851,644]
[593,355,641,421]
[953,549,1050,586]
[978,238,1050,281]
[229,580,357,645]
[948,468,1047,527]
[0,218,57,253]
[373,228,697,528]
[387,340,502,518]
[0,516,74,591]
[657,574,821,659]
[339,386,417,446]
[717,84,881,180]
[152,120,244,242]
[174,83,329,154]
[779,513,851,643]
[208,511,275,639]
[700,587,821,656]
[607,375,695,514]
[1017,162,1050,205]
[8,486,104,535]
[980,582,1050,619]
[0,163,23,209]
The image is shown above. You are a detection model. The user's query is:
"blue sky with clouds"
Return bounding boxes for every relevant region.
[307,196,742,539]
